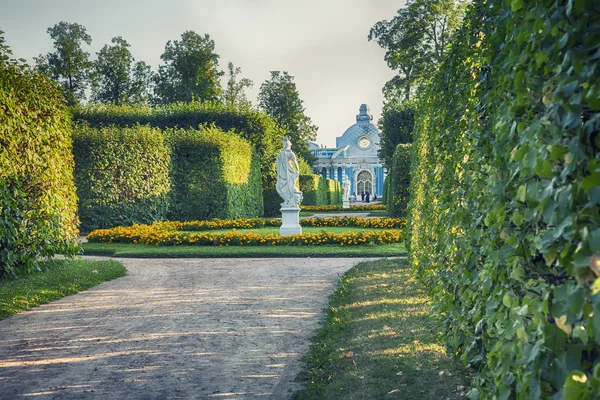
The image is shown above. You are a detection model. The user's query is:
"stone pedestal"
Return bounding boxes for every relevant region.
[342,199,350,209]
[280,206,302,236]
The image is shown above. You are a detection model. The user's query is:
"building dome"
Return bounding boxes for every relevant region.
[335,104,380,157]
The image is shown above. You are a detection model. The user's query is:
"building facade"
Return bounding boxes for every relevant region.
[309,104,386,200]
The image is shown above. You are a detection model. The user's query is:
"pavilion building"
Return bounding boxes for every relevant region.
[309,104,386,200]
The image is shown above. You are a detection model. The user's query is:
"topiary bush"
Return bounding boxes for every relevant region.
[408,1,600,398]
[326,178,342,205]
[167,125,263,221]
[72,123,171,232]
[382,174,389,206]
[387,144,411,217]
[71,101,284,188]
[0,38,79,277]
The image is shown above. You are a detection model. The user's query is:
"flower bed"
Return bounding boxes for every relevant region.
[86,216,405,247]
[301,204,386,211]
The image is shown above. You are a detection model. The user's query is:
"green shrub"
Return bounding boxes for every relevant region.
[72,123,171,232]
[382,174,389,206]
[71,101,284,187]
[0,49,79,277]
[325,179,342,205]
[168,125,263,221]
[408,1,600,398]
[262,187,281,217]
[387,144,411,217]
[299,174,329,206]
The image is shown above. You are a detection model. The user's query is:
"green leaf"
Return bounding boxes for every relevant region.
[517,185,527,202]
[562,371,588,398]
[511,0,524,11]
[515,70,524,89]
[590,229,600,252]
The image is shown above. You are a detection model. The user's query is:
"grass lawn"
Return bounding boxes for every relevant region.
[366,210,389,217]
[81,242,407,258]
[293,258,470,400]
[181,227,392,235]
[0,259,126,321]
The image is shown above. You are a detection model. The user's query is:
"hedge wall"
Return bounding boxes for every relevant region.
[300,174,327,206]
[73,124,171,232]
[71,101,284,188]
[0,52,79,276]
[326,178,343,205]
[387,144,411,218]
[382,174,389,206]
[408,1,600,398]
[167,125,263,221]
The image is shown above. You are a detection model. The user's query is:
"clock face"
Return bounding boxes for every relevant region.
[358,136,371,150]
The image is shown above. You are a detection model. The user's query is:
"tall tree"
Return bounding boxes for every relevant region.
[153,31,223,104]
[377,101,415,169]
[257,71,317,164]
[129,61,154,105]
[36,22,92,106]
[91,36,134,105]
[222,62,253,108]
[369,0,467,102]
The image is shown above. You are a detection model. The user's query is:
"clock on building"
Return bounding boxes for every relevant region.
[357,136,371,150]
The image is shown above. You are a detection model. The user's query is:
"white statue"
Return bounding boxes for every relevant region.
[342,175,351,201]
[276,136,303,207]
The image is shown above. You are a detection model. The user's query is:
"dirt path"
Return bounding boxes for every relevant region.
[0,257,371,399]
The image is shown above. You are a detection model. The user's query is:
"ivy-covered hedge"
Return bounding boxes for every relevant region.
[167,125,263,221]
[0,50,79,276]
[72,123,171,232]
[387,144,411,218]
[71,101,284,188]
[408,1,600,398]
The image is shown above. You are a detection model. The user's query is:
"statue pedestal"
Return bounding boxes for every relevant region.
[342,199,350,209]
[280,206,302,236]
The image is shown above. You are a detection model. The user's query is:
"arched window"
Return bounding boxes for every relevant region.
[356,171,373,194]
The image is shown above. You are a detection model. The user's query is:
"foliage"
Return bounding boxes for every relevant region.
[167,125,263,221]
[369,0,467,102]
[0,45,79,277]
[382,174,390,206]
[387,144,411,218]
[72,123,171,232]
[262,187,281,217]
[326,179,343,205]
[90,36,153,105]
[301,204,386,212]
[408,1,600,398]
[151,216,406,231]
[378,102,415,169]
[35,21,92,106]
[222,61,253,108]
[87,223,403,247]
[258,71,318,163]
[0,259,125,320]
[71,101,284,187]
[153,31,223,104]
[293,259,469,400]
[300,174,328,206]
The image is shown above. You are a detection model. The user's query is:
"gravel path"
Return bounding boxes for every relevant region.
[0,257,370,399]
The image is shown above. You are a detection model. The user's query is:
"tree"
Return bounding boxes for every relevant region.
[222,62,253,108]
[369,0,467,102]
[129,61,154,105]
[377,102,415,169]
[36,22,92,106]
[258,71,317,164]
[0,29,12,63]
[153,31,223,104]
[91,37,134,105]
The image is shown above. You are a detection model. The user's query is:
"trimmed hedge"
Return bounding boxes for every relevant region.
[71,101,284,188]
[408,1,600,398]
[387,144,411,218]
[72,123,171,232]
[299,175,342,206]
[382,174,390,206]
[167,125,263,221]
[300,174,327,206]
[0,52,79,276]
[326,178,342,205]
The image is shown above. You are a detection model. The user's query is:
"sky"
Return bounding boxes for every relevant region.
[0,0,403,147]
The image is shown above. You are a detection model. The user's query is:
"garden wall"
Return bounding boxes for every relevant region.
[408,1,600,397]
[72,123,171,232]
[167,126,263,221]
[0,56,79,276]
